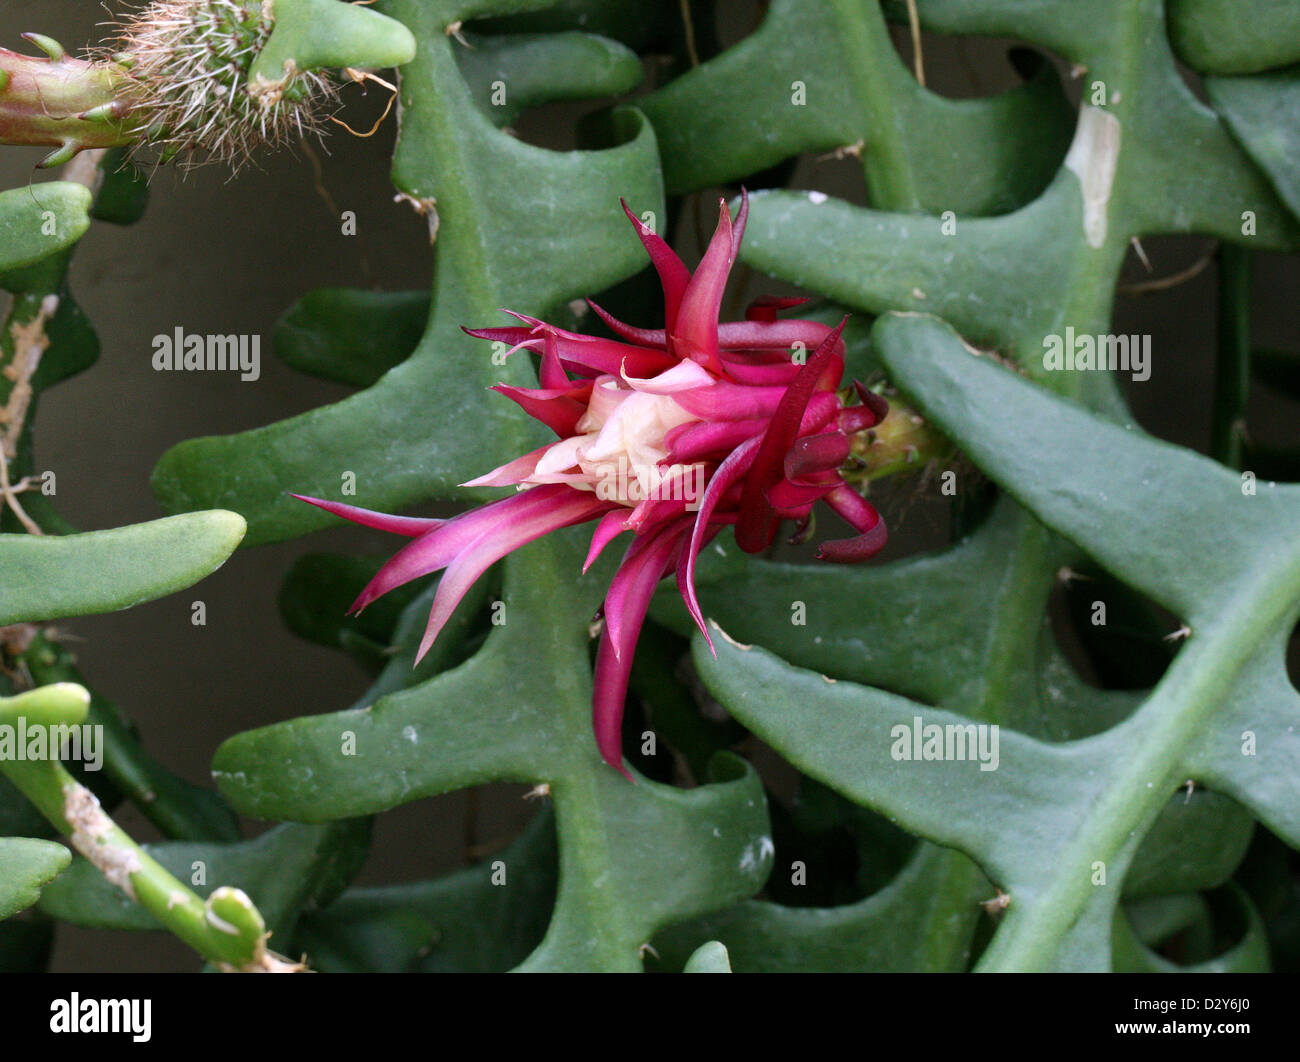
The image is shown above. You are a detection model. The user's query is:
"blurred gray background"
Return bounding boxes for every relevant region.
[1,1,1294,971]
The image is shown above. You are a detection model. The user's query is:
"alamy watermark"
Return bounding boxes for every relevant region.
[152,327,261,382]
[890,715,1000,772]
[592,456,705,510]
[0,718,103,771]
[50,994,150,1042]
[1042,327,1150,382]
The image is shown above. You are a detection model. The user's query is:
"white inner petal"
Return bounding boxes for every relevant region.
[528,373,706,506]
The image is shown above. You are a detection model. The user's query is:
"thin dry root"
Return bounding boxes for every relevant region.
[329,68,399,138]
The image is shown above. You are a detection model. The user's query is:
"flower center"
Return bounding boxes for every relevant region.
[530,376,705,508]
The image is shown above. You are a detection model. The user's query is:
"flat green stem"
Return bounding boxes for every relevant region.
[978,537,1300,969]
[0,684,293,970]
[830,0,920,210]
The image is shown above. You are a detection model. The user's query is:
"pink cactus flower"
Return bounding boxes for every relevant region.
[295,194,887,776]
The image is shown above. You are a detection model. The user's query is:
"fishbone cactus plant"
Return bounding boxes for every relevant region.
[0,0,1297,981]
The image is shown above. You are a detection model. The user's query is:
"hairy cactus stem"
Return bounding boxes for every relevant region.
[0,43,140,167]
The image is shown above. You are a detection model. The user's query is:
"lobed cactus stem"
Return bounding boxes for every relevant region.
[0,683,301,971]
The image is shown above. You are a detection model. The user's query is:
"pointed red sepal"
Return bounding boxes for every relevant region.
[852,380,890,424]
[621,198,691,336]
[592,521,689,775]
[817,521,888,562]
[587,299,667,348]
[290,494,443,537]
[673,192,748,375]
[816,483,887,563]
[680,435,762,653]
[783,432,852,480]
[733,318,848,553]
[744,295,811,322]
[490,383,589,437]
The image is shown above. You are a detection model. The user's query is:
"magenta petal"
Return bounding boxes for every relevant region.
[622,199,691,334]
[590,521,698,776]
[673,197,739,373]
[674,520,723,638]
[461,444,551,488]
[354,485,590,611]
[852,381,891,424]
[592,635,633,777]
[717,319,839,352]
[461,325,541,361]
[839,406,879,434]
[626,497,691,535]
[717,359,804,386]
[785,432,851,480]
[602,520,687,663]
[744,295,811,322]
[816,482,887,563]
[672,382,787,422]
[463,324,530,343]
[583,510,629,573]
[731,187,750,254]
[681,435,762,654]
[469,315,673,379]
[415,488,618,659]
[734,319,848,553]
[801,392,844,435]
[291,494,443,537]
[557,339,675,379]
[666,418,766,462]
[824,481,879,532]
[817,522,888,562]
[491,383,588,437]
[719,348,798,365]
[587,300,667,348]
[538,330,570,390]
[766,475,839,512]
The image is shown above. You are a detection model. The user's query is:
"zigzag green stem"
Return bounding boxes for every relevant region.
[0,135,239,839]
[969,0,1194,968]
[526,777,643,972]
[827,0,920,210]
[825,0,1015,966]
[0,683,296,970]
[865,0,1210,969]
[978,541,1300,970]
[504,537,644,971]
[381,8,632,971]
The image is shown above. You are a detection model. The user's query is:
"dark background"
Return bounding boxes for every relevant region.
[1,0,1295,971]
